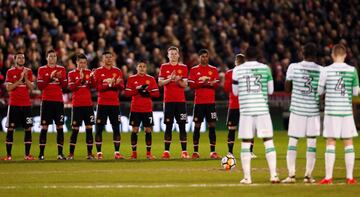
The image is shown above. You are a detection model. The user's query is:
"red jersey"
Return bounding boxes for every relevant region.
[224,69,239,109]
[5,66,33,106]
[68,68,94,107]
[188,64,219,104]
[124,74,160,112]
[158,63,188,103]
[94,66,124,106]
[37,65,67,102]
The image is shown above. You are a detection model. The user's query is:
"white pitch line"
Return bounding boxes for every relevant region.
[0,183,349,190]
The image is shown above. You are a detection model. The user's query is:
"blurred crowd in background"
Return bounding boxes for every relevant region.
[0,0,359,105]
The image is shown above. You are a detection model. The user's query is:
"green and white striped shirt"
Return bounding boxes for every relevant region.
[286,61,322,116]
[318,63,359,116]
[232,61,273,116]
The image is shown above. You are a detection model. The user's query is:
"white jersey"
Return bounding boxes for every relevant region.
[232,61,273,116]
[286,61,322,116]
[318,63,359,116]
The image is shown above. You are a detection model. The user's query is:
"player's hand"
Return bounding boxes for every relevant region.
[170,71,176,80]
[55,71,62,79]
[80,69,84,79]
[115,77,122,85]
[174,75,182,82]
[50,70,57,79]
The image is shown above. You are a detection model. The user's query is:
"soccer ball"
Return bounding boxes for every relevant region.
[221,153,236,170]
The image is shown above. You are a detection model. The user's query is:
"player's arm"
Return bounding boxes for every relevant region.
[176,77,187,88]
[58,67,68,89]
[24,69,34,90]
[284,64,293,93]
[206,69,219,89]
[317,68,327,95]
[68,72,81,91]
[124,78,137,97]
[111,70,124,91]
[149,78,160,98]
[267,66,274,95]
[158,65,172,87]
[223,71,231,93]
[5,70,21,91]
[352,68,359,96]
[188,68,203,89]
[37,67,51,90]
[232,67,239,96]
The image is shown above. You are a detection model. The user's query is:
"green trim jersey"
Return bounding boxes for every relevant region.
[232,61,273,116]
[318,63,359,116]
[286,61,322,116]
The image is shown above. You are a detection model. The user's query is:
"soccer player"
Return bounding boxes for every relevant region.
[282,43,322,184]
[232,47,279,184]
[93,51,124,160]
[224,53,256,158]
[67,54,95,160]
[188,49,220,159]
[158,46,189,159]
[3,51,34,160]
[124,61,160,160]
[37,49,68,160]
[318,44,358,185]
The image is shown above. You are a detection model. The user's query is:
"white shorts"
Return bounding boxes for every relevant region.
[323,115,358,139]
[288,113,320,138]
[238,114,273,139]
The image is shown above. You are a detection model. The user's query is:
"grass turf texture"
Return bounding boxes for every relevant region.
[0,131,359,196]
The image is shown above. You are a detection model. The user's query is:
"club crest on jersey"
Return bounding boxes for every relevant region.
[112,73,117,77]
[177,70,182,74]
[86,75,90,79]
[13,75,17,78]
[208,71,212,75]
[146,80,150,84]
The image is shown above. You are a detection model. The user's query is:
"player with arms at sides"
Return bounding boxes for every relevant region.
[232,47,279,184]
[224,53,256,158]
[124,60,160,160]
[67,54,95,160]
[93,51,124,160]
[3,51,34,160]
[317,44,358,185]
[37,49,68,160]
[188,49,220,159]
[282,43,322,184]
[158,46,189,159]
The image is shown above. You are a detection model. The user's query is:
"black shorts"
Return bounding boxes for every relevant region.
[163,102,187,124]
[6,106,33,128]
[129,112,154,127]
[193,104,217,123]
[41,101,64,125]
[71,106,95,127]
[96,105,120,125]
[226,108,240,126]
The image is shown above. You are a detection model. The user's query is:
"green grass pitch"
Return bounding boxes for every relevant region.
[0,131,359,196]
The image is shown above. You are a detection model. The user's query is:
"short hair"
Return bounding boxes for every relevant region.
[15,51,25,57]
[235,53,245,63]
[102,51,112,56]
[303,43,317,59]
[138,59,148,64]
[167,46,179,53]
[332,43,347,56]
[76,53,87,61]
[198,49,209,56]
[46,49,56,56]
[245,47,258,59]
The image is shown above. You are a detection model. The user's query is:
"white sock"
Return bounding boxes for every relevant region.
[240,142,252,180]
[264,140,277,178]
[286,137,298,177]
[344,145,355,179]
[305,138,316,177]
[325,145,335,179]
